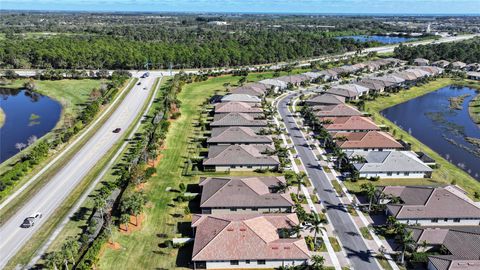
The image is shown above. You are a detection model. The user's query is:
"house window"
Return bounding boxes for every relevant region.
[257,260,266,265]
[453,218,460,223]
[431,218,439,223]
[247,166,252,168]
[231,166,236,168]
[230,208,237,212]
[230,261,239,265]
[246,260,250,264]
[404,172,410,176]
[387,172,393,176]
[444,218,448,222]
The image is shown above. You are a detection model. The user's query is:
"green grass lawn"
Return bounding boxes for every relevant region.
[329,236,342,252]
[375,255,394,270]
[469,92,480,124]
[98,75,265,269]
[359,227,373,240]
[364,78,480,199]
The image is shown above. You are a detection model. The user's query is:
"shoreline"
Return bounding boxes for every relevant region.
[364,78,480,199]
[468,92,480,127]
[0,106,4,128]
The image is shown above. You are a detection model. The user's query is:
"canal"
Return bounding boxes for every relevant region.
[382,85,480,180]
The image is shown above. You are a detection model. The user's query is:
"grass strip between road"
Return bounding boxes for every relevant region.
[3,77,157,269]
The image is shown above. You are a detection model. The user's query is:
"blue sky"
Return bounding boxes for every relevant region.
[2,0,479,14]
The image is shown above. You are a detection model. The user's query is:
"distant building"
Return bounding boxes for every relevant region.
[414,58,430,66]
[215,102,263,115]
[207,21,228,26]
[305,93,345,106]
[320,116,380,133]
[210,113,267,128]
[332,131,403,151]
[326,84,370,101]
[221,94,262,103]
[450,61,467,70]
[432,60,450,68]
[312,104,363,117]
[207,127,273,146]
[467,71,480,80]
[204,145,279,171]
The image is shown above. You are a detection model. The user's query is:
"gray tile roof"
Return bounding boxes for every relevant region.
[204,145,279,166]
[313,104,362,117]
[347,150,433,173]
[215,102,264,114]
[382,186,480,219]
[306,93,345,105]
[221,94,262,103]
[210,112,268,127]
[207,126,273,144]
[199,176,294,208]
[327,84,369,98]
[211,126,265,137]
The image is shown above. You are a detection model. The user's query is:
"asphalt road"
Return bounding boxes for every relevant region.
[277,94,380,270]
[0,75,157,268]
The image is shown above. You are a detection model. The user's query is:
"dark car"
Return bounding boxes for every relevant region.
[21,213,42,228]
[137,82,141,85]
[113,128,122,133]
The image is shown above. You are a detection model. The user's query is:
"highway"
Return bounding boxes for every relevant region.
[0,75,158,268]
[277,93,381,270]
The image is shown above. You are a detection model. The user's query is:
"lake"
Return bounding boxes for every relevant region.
[382,85,480,180]
[0,88,61,163]
[337,35,415,44]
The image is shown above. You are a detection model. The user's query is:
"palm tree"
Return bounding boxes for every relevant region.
[311,255,325,270]
[360,183,376,212]
[294,172,307,197]
[305,212,327,250]
[44,251,61,270]
[93,195,106,220]
[61,237,79,268]
[290,224,302,238]
[120,213,130,231]
[399,230,415,265]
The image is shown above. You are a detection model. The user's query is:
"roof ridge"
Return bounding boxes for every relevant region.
[200,178,233,207]
[192,217,232,260]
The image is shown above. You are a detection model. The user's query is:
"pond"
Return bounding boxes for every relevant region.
[381,85,480,180]
[0,88,61,163]
[337,35,415,44]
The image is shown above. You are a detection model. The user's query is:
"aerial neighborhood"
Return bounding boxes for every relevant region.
[1,8,480,270]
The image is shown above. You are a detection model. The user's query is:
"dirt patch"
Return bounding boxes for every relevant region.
[147,154,164,169]
[119,213,145,234]
[106,241,121,250]
[135,182,148,192]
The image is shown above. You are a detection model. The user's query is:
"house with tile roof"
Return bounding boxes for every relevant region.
[214,102,264,115]
[258,78,288,91]
[326,84,369,101]
[354,79,385,93]
[207,127,273,146]
[450,61,467,70]
[199,176,294,214]
[432,60,450,68]
[221,94,262,103]
[313,104,363,117]
[332,131,404,151]
[379,185,480,226]
[276,75,310,86]
[414,58,430,66]
[191,213,310,269]
[210,113,267,128]
[346,150,432,179]
[407,227,480,270]
[204,145,279,171]
[320,116,380,132]
[305,93,345,106]
[230,84,267,97]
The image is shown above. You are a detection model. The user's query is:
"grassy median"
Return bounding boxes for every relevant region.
[362,78,480,198]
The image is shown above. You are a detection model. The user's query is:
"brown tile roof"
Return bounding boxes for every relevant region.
[204,145,279,166]
[199,176,294,208]
[207,127,273,144]
[191,213,310,261]
[355,80,385,91]
[215,102,263,114]
[320,116,380,132]
[211,126,265,137]
[313,104,362,117]
[210,112,267,127]
[332,131,402,149]
[382,186,480,219]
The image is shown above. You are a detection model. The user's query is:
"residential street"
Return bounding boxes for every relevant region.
[0,75,159,268]
[277,93,381,270]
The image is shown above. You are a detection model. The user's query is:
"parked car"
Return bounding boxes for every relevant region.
[137,82,141,85]
[21,213,42,228]
[113,128,122,133]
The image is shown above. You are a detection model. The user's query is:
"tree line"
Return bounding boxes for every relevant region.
[394,38,480,63]
[0,30,379,70]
